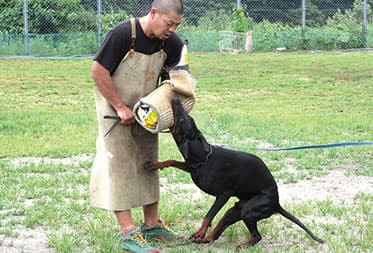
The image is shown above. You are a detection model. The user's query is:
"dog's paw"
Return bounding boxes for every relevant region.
[190,232,209,243]
[144,161,160,171]
[236,242,251,251]
[191,237,211,244]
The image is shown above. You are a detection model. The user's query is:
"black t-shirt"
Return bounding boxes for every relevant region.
[94,18,183,79]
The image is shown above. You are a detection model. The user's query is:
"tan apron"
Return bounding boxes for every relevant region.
[90,19,167,211]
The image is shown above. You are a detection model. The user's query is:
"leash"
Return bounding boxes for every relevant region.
[217,141,373,152]
[103,115,121,137]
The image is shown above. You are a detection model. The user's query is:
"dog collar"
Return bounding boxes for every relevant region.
[188,144,213,169]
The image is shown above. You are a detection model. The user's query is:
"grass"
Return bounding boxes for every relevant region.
[0,51,372,252]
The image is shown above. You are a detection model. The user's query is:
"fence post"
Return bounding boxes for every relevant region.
[301,0,306,49]
[23,0,29,55]
[237,0,241,8]
[97,0,103,47]
[362,0,368,47]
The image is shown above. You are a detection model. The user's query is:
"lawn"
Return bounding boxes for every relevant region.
[0,51,372,252]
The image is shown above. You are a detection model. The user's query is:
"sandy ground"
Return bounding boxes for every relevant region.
[1,156,372,252]
[278,166,373,205]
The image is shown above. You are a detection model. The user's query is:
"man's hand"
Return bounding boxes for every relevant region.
[116,104,135,125]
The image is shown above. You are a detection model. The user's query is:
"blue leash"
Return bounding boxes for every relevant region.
[218,141,373,152]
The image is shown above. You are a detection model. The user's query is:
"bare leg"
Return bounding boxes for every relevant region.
[143,202,159,226]
[115,210,137,235]
[115,201,160,235]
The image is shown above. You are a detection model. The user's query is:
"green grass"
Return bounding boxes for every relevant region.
[0,52,372,252]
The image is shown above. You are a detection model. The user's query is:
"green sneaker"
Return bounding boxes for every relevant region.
[120,229,159,253]
[140,219,184,242]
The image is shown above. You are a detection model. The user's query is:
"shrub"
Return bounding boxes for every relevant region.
[231,7,254,32]
[102,12,131,33]
[178,31,220,52]
[28,35,57,56]
[0,32,24,55]
[324,0,372,48]
[193,9,231,31]
[253,21,303,51]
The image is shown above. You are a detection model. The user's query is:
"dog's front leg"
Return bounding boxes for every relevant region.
[144,160,192,173]
[191,192,232,243]
[190,217,210,242]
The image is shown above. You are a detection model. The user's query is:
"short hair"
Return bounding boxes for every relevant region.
[152,0,184,15]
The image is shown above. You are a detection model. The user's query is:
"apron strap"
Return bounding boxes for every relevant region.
[159,40,165,57]
[130,17,165,58]
[130,18,136,56]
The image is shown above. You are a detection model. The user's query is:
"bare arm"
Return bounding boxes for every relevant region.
[91,61,134,125]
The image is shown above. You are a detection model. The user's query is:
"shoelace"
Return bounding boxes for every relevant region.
[159,220,173,232]
[132,232,148,248]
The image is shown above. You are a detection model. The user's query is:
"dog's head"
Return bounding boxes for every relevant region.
[170,97,210,162]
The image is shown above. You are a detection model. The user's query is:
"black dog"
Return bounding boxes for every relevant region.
[145,97,324,249]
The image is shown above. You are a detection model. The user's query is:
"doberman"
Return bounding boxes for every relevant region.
[145,97,324,250]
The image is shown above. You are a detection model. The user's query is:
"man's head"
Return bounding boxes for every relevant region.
[152,0,184,15]
[147,0,184,40]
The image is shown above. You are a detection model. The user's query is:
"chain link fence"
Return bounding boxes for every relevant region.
[0,0,371,56]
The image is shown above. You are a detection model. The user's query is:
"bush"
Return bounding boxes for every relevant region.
[178,31,220,52]
[192,9,231,31]
[304,27,362,50]
[102,12,131,33]
[0,33,99,56]
[323,0,372,48]
[52,33,98,55]
[231,7,254,32]
[367,24,373,47]
[253,21,303,51]
[0,32,24,55]
[28,36,58,56]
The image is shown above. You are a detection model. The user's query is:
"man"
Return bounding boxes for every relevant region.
[90,1,185,252]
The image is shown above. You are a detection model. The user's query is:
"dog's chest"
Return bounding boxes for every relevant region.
[190,169,225,196]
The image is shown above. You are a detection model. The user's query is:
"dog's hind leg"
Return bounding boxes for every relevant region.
[239,193,276,249]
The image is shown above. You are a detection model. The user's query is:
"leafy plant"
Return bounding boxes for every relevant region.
[102,11,131,33]
[194,9,231,31]
[325,0,373,48]
[231,7,254,32]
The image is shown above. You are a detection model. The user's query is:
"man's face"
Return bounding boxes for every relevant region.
[151,9,182,40]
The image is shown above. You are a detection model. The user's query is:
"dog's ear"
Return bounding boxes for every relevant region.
[201,136,210,153]
[179,140,189,160]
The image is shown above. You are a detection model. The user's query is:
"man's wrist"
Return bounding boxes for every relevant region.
[114,102,127,111]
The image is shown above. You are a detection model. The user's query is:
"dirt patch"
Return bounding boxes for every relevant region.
[0,226,53,253]
[5,154,94,167]
[167,164,373,205]
[278,165,373,205]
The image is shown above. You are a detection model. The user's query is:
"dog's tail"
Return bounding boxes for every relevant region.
[278,206,324,243]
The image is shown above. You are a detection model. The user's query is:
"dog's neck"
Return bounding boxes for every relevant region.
[184,140,213,169]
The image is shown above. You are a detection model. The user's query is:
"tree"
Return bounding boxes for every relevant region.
[27,0,84,33]
[242,0,298,24]
[183,0,233,26]
[0,0,23,33]
[240,0,357,26]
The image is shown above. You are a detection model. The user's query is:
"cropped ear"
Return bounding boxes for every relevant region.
[199,134,210,153]
[179,140,189,160]
[202,139,210,153]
